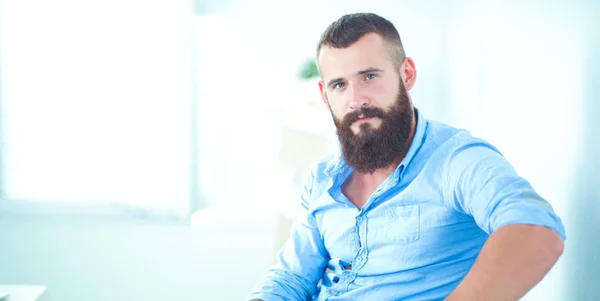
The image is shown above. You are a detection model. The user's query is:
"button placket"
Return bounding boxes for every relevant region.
[359,216,368,249]
[352,215,369,272]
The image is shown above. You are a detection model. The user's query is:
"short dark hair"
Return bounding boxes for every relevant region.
[316,13,406,69]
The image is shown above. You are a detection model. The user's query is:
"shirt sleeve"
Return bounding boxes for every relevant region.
[443,138,566,240]
[248,168,330,301]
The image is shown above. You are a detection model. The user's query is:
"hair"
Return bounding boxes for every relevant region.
[316,13,406,69]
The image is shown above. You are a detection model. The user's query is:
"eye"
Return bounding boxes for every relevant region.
[334,82,345,89]
[365,73,377,80]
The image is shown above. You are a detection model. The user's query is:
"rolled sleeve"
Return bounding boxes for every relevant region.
[445,139,566,240]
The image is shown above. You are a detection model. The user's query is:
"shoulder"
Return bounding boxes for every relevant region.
[417,119,511,193]
[424,119,503,165]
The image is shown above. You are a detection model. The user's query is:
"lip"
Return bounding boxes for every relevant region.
[355,116,374,123]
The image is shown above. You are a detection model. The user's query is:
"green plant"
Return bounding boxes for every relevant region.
[297,58,320,80]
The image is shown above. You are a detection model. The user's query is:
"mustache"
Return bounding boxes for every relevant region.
[342,107,386,126]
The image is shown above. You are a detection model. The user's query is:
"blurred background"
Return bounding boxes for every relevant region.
[0,0,598,300]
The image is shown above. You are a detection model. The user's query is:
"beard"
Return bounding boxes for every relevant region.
[332,82,414,174]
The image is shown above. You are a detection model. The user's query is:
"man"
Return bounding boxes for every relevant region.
[249,13,565,301]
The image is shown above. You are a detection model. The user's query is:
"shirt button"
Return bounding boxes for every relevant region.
[356,216,364,223]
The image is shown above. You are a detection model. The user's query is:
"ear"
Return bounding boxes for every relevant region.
[400,57,417,91]
[318,80,330,109]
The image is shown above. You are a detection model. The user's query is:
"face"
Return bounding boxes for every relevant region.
[318,33,418,173]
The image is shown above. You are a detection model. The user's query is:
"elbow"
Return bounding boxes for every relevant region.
[550,232,565,261]
[521,224,565,267]
[540,227,564,267]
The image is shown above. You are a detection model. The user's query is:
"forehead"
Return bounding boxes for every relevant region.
[318,33,393,79]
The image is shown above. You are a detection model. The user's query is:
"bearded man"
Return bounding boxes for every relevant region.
[249,12,565,301]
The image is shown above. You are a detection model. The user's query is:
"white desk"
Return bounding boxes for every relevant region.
[0,285,47,301]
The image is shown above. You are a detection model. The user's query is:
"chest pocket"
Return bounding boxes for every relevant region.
[385,205,420,245]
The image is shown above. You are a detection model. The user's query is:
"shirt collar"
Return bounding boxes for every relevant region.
[396,107,427,179]
[324,107,428,178]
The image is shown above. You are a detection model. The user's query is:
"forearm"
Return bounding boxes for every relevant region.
[249,268,315,301]
[446,224,564,301]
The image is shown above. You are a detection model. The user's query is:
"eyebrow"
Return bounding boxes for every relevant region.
[358,67,384,75]
[326,67,385,88]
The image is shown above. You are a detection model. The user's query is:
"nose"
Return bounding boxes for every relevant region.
[347,83,369,111]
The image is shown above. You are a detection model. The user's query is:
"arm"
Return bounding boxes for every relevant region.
[446,224,563,300]
[444,140,566,300]
[248,170,330,301]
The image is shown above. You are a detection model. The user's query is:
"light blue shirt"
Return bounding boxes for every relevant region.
[249,109,566,301]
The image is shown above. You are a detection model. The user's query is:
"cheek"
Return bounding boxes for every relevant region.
[369,82,397,107]
[369,81,393,98]
[327,95,347,116]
